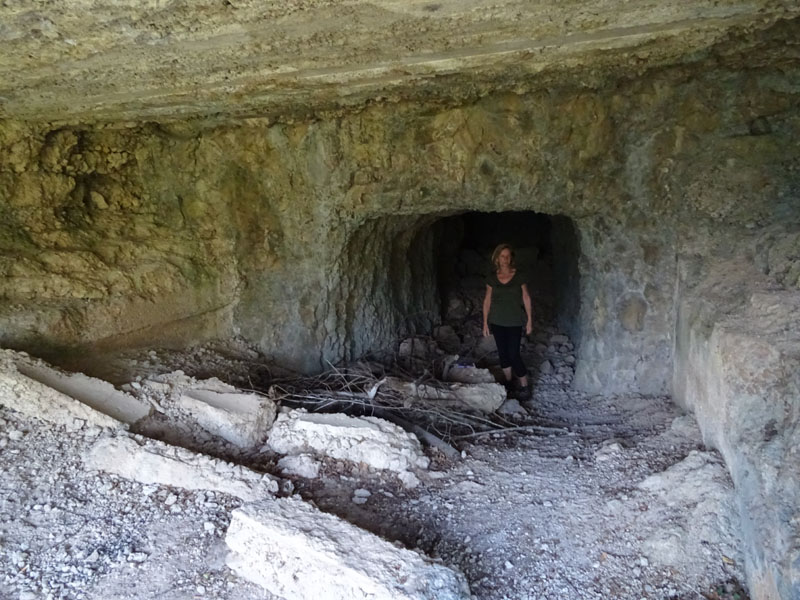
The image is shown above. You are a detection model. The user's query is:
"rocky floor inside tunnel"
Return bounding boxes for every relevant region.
[0,333,752,600]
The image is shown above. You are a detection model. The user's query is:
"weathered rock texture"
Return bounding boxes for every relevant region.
[674,266,800,600]
[85,434,280,501]
[382,376,506,413]
[0,1,797,123]
[3,45,798,388]
[0,349,122,431]
[15,358,150,425]
[226,497,471,600]
[266,410,429,484]
[178,388,276,448]
[0,5,799,599]
[637,450,742,577]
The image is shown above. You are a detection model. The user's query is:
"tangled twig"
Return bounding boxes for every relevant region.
[244,359,532,453]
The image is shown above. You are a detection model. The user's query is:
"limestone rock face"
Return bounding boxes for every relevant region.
[1,8,799,599]
[226,497,471,600]
[0,1,796,123]
[2,56,798,392]
[673,257,800,600]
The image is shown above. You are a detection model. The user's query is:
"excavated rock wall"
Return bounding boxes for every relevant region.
[2,64,798,390]
[667,61,800,598]
[0,121,241,357]
[671,178,800,598]
[674,265,800,600]
[1,39,799,600]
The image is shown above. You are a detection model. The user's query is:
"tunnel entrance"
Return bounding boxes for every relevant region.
[419,210,582,390]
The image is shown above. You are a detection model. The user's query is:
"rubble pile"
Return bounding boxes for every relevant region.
[0,344,752,600]
[0,348,473,599]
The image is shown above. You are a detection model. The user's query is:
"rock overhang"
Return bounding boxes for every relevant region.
[1,0,798,124]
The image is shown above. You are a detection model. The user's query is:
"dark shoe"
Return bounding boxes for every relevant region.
[517,385,531,402]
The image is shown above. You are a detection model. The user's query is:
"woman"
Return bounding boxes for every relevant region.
[482,243,533,401]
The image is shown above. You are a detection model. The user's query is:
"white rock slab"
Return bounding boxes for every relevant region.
[16,360,150,425]
[266,410,429,474]
[277,453,321,479]
[497,398,527,416]
[442,356,496,385]
[445,366,496,385]
[226,497,471,600]
[178,388,276,448]
[383,376,505,413]
[637,450,742,572]
[0,350,121,431]
[85,434,279,501]
[448,382,506,412]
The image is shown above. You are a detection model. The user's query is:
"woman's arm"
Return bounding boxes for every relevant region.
[482,284,492,337]
[521,283,533,335]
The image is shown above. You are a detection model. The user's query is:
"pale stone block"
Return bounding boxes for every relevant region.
[445,367,496,384]
[442,356,496,384]
[0,350,121,431]
[445,382,506,412]
[178,388,276,447]
[277,453,321,479]
[226,497,471,600]
[674,286,800,600]
[383,377,505,413]
[266,410,429,474]
[85,434,279,501]
[16,360,150,425]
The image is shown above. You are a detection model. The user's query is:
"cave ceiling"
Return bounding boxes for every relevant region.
[0,0,799,124]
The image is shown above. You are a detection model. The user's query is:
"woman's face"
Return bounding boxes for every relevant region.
[498,248,512,267]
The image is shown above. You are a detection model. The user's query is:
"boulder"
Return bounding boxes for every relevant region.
[434,325,461,354]
[266,410,429,480]
[382,377,505,413]
[85,434,279,501]
[226,497,471,600]
[178,388,276,448]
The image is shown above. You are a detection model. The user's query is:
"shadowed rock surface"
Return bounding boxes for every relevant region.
[0,2,798,598]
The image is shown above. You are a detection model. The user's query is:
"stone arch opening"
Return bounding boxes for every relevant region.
[427,211,581,386]
[337,210,583,388]
[433,212,580,334]
[336,206,679,397]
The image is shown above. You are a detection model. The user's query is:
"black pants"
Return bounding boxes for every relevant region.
[489,323,527,378]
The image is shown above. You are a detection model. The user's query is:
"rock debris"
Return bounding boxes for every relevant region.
[0,343,749,600]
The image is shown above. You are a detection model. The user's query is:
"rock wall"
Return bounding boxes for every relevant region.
[1,25,800,600]
[1,63,798,392]
[673,258,800,599]
[669,71,800,597]
[0,122,241,358]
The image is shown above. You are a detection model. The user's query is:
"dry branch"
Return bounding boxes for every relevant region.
[249,360,533,451]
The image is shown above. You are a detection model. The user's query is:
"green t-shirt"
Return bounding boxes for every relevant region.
[486,270,526,327]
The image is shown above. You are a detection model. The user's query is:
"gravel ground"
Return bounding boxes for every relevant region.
[293,388,746,600]
[0,340,749,600]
